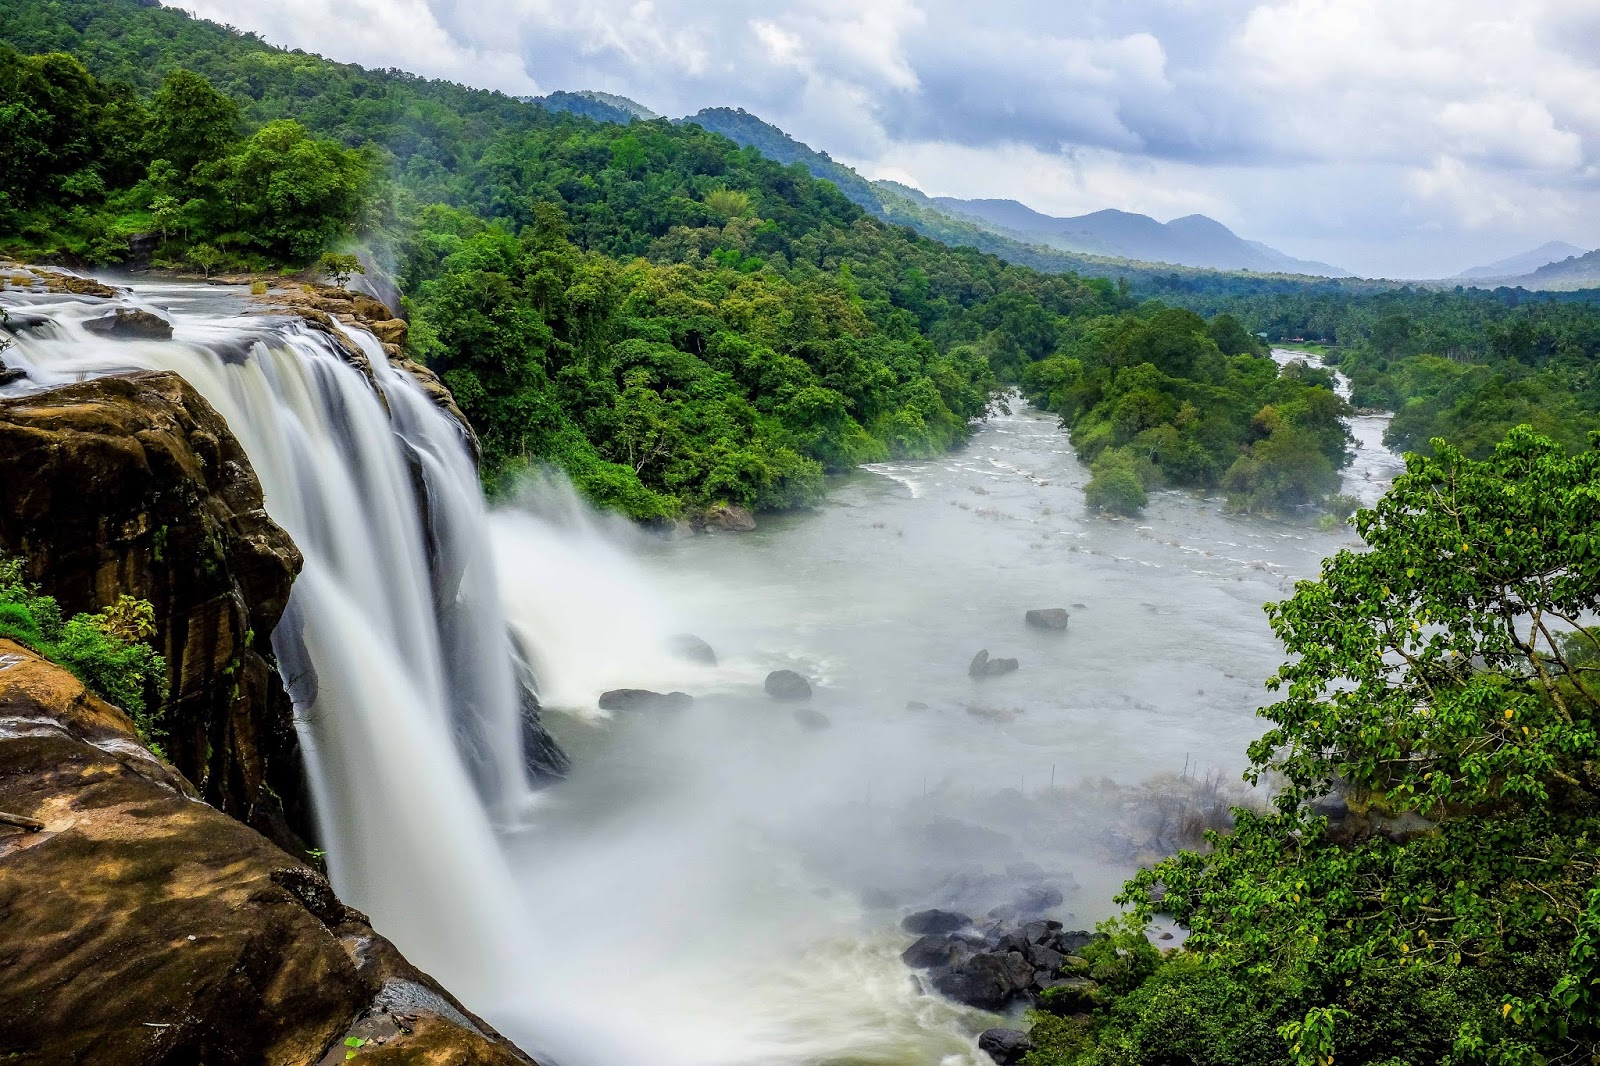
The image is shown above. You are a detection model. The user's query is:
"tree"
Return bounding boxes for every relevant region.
[143,69,239,191]
[1113,426,1600,1066]
[189,242,223,277]
[702,186,753,220]
[318,252,364,289]
[214,120,372,260]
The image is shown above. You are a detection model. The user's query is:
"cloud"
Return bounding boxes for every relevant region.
[169,0,1600,277]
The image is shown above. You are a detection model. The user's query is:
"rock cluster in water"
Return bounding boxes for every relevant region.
[899,908,1104,1012]
[969,649,1020,678]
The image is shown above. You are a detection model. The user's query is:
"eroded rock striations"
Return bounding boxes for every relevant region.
[0,371,311,850]
[0,640,535,1066]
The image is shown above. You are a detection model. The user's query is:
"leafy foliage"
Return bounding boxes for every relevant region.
[1029,428,1600,1066]
[0,558,167,748]
[0,48,373,268]
[1022,308,1352,514]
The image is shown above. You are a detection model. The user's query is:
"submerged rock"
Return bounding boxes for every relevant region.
[1024,608,1070,630]
[0,641,537,1066]
[793,707,832,730]
[969,649,1020,679]
[669,632,718,666]
[764,669,813,700]
[82,306,173,340]
[599,688,693,713]
[979,1028,1034,1065]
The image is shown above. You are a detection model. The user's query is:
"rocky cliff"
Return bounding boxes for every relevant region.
[0,371,313,851]
[0,638,535,1066]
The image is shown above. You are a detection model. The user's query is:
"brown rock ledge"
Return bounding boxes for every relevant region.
[0,371,311,851]
[0,639,537,1066]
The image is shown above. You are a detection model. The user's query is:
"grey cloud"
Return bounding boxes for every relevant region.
[173,0,1600,276]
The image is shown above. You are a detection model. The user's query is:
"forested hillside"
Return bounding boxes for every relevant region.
[1,0,1367,520]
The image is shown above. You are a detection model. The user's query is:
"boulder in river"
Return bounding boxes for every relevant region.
[698,502,756,533]
[902,911,1107,1013]
[1024,608,1070,630]
[979,1028,1034,1065]
[901,933,973,969]
[81,306,173,340]
[969,649,1020,679]
[669,632,718,666]
[598,688,693,713]
[764,669,813,700]
[0,361,24,386]
[930,951,1035,1010]
[900,908,972,935]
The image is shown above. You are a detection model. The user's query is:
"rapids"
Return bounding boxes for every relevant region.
[1,278,1403,1065]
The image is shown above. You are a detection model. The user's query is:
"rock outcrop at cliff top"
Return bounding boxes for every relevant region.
[259,283,479,460]
[0,371,312,851]
[0,639,537,1066]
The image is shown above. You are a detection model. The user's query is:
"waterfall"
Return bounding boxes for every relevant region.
[0,282,541,1012]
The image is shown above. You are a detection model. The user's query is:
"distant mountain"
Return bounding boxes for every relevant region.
[1454,241,1588,280]
[1506,248,1600,290]
[930,198,1346,276]
[523,90,658,124]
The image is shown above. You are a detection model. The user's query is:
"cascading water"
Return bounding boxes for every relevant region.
[0,279,537,1014]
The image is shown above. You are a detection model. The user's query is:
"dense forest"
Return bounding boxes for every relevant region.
[1151,283,1600,464]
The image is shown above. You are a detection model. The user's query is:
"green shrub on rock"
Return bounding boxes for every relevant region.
[0,558,167,747]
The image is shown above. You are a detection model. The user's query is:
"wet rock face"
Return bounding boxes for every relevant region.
[0,641,537,1066]
[0,371,312,850]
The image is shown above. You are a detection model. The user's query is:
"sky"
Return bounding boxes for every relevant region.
[173,0,1600,278]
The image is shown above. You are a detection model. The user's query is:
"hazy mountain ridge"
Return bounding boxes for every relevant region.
[674,107,1360,285]
[1509,248,1600,289]
[1455,240,1587,280]
[930,197,1346,276]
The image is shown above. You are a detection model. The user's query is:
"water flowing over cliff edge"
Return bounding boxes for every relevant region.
[1,273,558,1033]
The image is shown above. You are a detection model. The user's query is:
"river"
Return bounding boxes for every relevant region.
[490,356,1405,1064]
